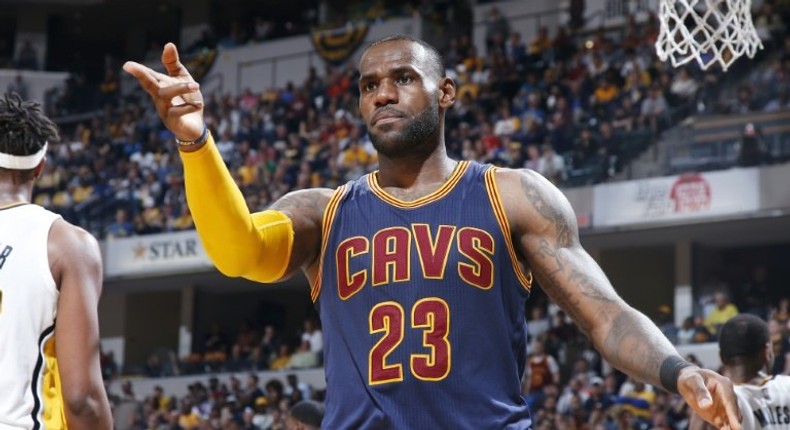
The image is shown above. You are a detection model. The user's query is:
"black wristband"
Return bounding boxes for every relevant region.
[659,356,694,394]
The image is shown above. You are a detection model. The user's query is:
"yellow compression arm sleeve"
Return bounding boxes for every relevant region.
[179,134,293,283]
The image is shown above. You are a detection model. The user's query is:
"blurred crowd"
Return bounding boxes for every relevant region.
[9,3,789,429]
[111,373,324,430]
[106,288,790,430]
[23,3,787,240]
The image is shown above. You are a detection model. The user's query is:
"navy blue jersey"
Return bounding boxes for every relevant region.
[313,161,533,429]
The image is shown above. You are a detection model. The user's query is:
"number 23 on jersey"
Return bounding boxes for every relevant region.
[369,297,451,385]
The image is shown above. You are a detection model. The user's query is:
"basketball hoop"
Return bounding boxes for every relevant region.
[655,0,763,71]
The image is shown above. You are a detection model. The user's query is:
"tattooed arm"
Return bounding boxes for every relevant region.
[497,168,741,430]
[270,188,334,277]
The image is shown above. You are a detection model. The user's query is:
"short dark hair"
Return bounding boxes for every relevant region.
[0,92,58,157]
[289,400,324,427]
[719,314,769,362]
[361,34,445,79]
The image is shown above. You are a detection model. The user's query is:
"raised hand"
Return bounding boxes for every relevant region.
[123,42,204,144]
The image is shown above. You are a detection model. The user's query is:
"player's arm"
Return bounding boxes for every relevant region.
[179,135,331,282]
[497,168,741,430]
[123,43,328,282]
[49,220,112,430]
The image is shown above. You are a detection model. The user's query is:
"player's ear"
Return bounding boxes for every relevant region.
[438,77,456,109]
[763,341,774,370]
[33,157,46,179]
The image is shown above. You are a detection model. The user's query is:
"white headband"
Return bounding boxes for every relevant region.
[0,143,47,170]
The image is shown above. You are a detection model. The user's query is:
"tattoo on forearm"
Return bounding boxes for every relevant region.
[603,311,664,377]
[522,178,573,249]
[520,176,615,336]
[520,174,669,381]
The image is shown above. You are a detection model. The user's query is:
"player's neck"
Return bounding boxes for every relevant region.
[0,177,32,207]
[376,145,457,191]
[728,366,767,384]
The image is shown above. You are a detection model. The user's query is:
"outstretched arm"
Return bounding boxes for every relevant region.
[498,168,740,430]
[124,43,329,281]
[50,220,112,429]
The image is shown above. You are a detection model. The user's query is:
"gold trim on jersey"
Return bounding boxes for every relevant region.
[42,335,67,429]
[736,374,775,387]
[0,201,29,211]
[31,324,67,430]
[311,185,349,302]
[367,161,469,209]
[484,167,533,292]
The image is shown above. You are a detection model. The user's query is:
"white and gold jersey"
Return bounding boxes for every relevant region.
[736,374,790,429]
[0,203,65,429]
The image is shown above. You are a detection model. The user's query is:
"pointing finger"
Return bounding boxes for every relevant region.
[161,42,191,80]
[691,374,713,409]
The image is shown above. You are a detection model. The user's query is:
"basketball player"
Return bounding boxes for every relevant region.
[0,93,112,429]
[691,314,790,430]
[125,37,741,429]
[285,400,324,430]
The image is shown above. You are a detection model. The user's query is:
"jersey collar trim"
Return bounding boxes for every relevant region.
[0,201,29,211]
[367,161,469,209]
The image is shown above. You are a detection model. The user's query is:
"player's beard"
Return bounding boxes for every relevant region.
[369,101,440,159]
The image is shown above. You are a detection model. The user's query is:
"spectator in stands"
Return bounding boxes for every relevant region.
[524,143,541,172]
[527,306,551,345]
[241,373,265,409]
[269,344,293,371]
[772,297,790,325]
[6,74,28,100]
[584,376,615,416]
[640,84,669,135]
[300,318,323,356]
[568,0,585,30]
[14,40,38,70]
[255,324,281,369]
[768,317,790,375]
[177,398,201,429]
[230,320,258,369]
[536,143,567,184]
[617,379,655,425]
[692,316,713,343]
[523,339,561,410]
[677,316,696,345]
[704,291,739,338]
[484,7,510,54]
[729,85,758,113]
[670,67,700,103]
[251,396,273,429]
[738,122,769,168]
[557,375,590,416]
[287,340,319,370]
[285,373,312,403]
[571,127,600,169]
[114,381,144,430]
[655,305,678,345]
[528,26,553,65]
[506,32,527,71]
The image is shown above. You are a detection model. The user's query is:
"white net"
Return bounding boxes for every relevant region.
[655,0,763,71]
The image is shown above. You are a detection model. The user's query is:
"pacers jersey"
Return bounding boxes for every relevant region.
[0,203,67,430]
[314,161,533,429]
[735,375,790,429]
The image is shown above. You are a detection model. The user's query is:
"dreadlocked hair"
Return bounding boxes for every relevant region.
[0,92,59,157]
